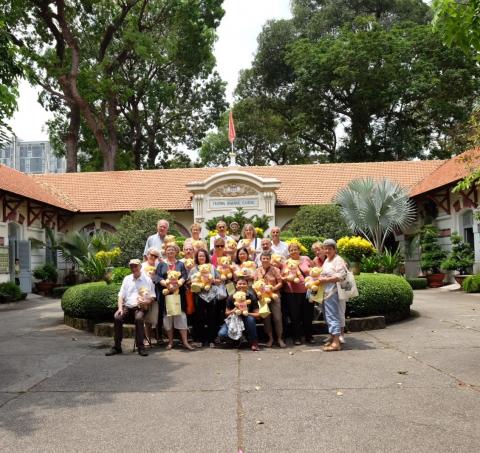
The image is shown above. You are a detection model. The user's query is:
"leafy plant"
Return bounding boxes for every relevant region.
[289,205,351,239]
[462,274,480,293]
[441,232,474,274]
[33,263,58,282]
[337,236,376,263]
[116,209,177,265]
[0,282,22,302]
[360,254,381,273]
[420,225,447,274]
[379,248,403,274]
[205,208,269,232]
[111,267,132,284]
[335,178,415,252]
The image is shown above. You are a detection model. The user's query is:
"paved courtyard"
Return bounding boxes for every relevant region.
[0,290,479,453]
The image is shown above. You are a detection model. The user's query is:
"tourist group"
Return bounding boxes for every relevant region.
[105,219,349,357]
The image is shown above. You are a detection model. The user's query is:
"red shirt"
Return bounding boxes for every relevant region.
[284,256,312,294]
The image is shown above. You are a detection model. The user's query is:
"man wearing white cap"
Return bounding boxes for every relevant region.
[106,259,156,357]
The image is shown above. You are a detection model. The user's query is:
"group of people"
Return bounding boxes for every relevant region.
[106,219,348,357]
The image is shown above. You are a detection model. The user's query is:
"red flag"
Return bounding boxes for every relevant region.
[228,110,236,144]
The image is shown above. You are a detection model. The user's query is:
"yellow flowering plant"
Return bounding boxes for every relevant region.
[337,236,375,262]
[95,247,121,266]
[285,238,309,255]
[255,227,264,238]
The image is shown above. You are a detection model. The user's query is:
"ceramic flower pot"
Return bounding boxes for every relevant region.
[426,273,445,288]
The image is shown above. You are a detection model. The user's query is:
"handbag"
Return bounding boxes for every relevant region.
[165,294,182,316]
[217,283,228,300]
[336,271,359,300]
[226,281,236,296]
[185,289,195,315]
[225,314,245,340]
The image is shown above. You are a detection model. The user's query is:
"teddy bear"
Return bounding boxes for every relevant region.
[142,264,157,278]
[137,286,152,309]
[161,235,177,255]
[282,258,302,284]
[162,270,181,295]
[192,239,206,252]
[182,258,195,272]
[271,253,284,269]
[217,255,233,281]
[305,266,322,293]
[235,260,256,279]
[252,279,279,305]
[232,291,251,316]
[191,263,214,291]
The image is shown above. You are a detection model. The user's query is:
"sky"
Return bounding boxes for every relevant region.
[8,0,292,142]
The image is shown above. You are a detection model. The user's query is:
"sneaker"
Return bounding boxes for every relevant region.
[294,339,302,346]
[305,337,315,344]
[339,335,346,344]
[251,341,259,352]
[105,346,122,356]
[138,349,148,357]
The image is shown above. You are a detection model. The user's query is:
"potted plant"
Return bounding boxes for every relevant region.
[33,263,58,295]
[441,232,474,286]
[420,225,447,288]
[337,236,376,274]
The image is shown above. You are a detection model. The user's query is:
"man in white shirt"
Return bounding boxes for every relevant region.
[270,226,289,258]
[209,220,232,251]
[106,259,156,357]
[143,219,169,259]
[255,238,273,266]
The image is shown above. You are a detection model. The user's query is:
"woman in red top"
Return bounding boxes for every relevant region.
[283,242,313,345]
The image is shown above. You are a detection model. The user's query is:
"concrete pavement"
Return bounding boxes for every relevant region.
[0,290,479,452]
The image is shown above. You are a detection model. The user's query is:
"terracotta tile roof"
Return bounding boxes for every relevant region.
[34,160,444,212]
[411,149,480,197]
[0,164,75,211]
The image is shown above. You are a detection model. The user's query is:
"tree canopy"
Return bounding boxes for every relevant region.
[202,0,480,166]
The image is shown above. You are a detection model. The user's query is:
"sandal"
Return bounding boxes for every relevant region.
[183,343,194,350]
[323,344,342,352]
[166,343,173,350]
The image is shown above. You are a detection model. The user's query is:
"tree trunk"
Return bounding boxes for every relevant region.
[103,97,118,171]
[65,103,80,172]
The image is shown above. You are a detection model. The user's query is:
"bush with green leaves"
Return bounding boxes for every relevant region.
[348,273,413,317]
[420,225,447,274]
[33,263,58,282]
[0,282,22,302]
[112,267,132,284]
[462,275,480,293]
[116,209,178,265]
[360,254,381,273]
[289,204,351,239]
[405,277,428,290]
[61,282,121,320]
[441,232,474,274]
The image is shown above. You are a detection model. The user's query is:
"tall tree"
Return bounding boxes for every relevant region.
[202,0,479,166]
[4,0,225,171]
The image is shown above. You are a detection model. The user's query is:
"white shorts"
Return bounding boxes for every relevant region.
[144,302,159,327]
[163,312,188,331]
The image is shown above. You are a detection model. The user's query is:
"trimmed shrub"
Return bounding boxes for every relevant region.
[348,273,413,317]
[33,263,58,282]
[0,282,22,303]
[112,267,131,284]
[61,282,121,320]
[463,275,480,293]
[52,286,71,298]
[405,277,428,290]
[289,204,351,239]
[116,209,178,265]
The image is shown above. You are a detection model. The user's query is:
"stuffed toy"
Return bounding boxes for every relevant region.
[271,253,284,269]
[137,286,151,309]
[191,263,214,291]
[162,270,181,295]
[192,239,207,252]
[283,258,302,284]
[143,264,156,278]
[305,266,322,293]
[252,279,279,305]
[182,258,195,272]
[232,291,251,316]
[235,260,256,279]
[217,255,233,281]
[161,235,177,255]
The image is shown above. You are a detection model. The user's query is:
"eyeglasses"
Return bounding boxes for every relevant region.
[215,245,225,248]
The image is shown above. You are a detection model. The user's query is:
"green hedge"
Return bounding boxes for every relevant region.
[112,267,131,284]
[463,275,480,293]
[0,282,22,303]
[348,273,413,317]
[61,282,121,320]
[405,277,428,290]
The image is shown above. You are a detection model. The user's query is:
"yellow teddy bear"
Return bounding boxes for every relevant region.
[217,255,233,281]
[162,270,181,296]
[252,279,279,305]
[232,291,251,316]
[305,267,322,293]
[235,260,256,279]
[191,263,214,292]
[283,258,302,284]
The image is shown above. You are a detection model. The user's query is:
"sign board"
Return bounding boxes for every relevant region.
[0,247,9,274]
[209,198,259,210]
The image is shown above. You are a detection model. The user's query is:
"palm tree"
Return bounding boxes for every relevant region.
[335,178,415,252]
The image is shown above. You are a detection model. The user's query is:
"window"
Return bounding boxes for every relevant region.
[462,210,474,250]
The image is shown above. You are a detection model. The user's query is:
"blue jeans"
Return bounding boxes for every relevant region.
[218,315,257,342]
[324,288,341,336]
